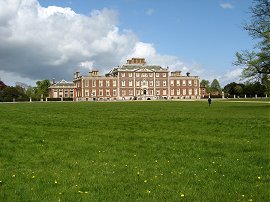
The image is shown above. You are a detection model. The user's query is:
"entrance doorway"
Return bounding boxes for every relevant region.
[143,89,147,95]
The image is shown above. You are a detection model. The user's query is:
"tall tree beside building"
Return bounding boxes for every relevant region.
[210,79,221,94]
[200,79,210,93]
[235,0,270,94]
[35,80,51,98]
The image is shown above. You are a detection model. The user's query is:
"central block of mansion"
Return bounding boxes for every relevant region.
[49,58,201,101]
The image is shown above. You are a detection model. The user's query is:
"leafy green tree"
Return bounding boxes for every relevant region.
[234,85,243,95]
[35,80,51,98]
[25,86,36,99]
[235,0,270,94]
[200,79,210,93]
[210,79,221,93]
[223,82,237,94]
[0,86,27,102]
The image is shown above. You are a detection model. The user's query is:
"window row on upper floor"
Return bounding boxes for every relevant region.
[76,78,198,88]
[120,72,168,78]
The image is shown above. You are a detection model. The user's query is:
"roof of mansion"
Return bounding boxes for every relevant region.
[49,80,74,88]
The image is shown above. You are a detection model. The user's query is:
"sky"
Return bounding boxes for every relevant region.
[0,0,255,87]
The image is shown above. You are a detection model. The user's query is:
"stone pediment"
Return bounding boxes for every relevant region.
[135,67,154,72]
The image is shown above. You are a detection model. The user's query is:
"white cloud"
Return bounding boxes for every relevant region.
[0,70,37,86]
[220,3,234,9]
[224,67,242,79]
[216,67,242,86]
[146,8,154,16]
[124,42,191,74]
[79,61,94,70]
[0,0,138,85]
[0,0,199,86]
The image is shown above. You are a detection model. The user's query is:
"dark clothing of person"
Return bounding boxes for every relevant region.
[208,98,212,106]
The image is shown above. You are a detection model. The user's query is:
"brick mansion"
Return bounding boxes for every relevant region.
[49,58,202,101]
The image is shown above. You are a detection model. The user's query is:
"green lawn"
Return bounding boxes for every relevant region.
[0,101,269,201]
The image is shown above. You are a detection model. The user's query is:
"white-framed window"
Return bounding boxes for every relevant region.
[113,80,116,87]
[53,90,58,98]
[177,89,180,95]
[150,90,153,95]
[92,80,96,87]
[194,80,197,86]
[163,73,166,77]
[171,89,174,95]
[92,90,96,96]
[136,81,140,87]
[136,73,140,77]
[188,80,192,86]
[182,80,186,86]
[85,80,89,87]
[99,90,103,96]
[106,89,110,96]
[70,90,73,97]
[121,73,125,77]
[156,90,160,95]
[59,90,63,98]
[163,90,167,95]
[85,90,89,97]
[106,80,110,87]
[113,89,116,96]
[156,73,159,77]
[65,90,69,97]
[177,80,180,86]
[129,73,132,77]
[170,80,174,86]
[142,80,148,86]
[129,80,133,87]
[129,90,133,95]
[122,90,126,96]
[149,81,153,86]
[163,80,167,87]
[99,80,103,87]
[122,80,125,87]
[194,88,198,95]
[136,90,140,95]
[183,89,186,95]
[141,73,148,77]
[149,73,153,77]
[189,89,192,95]
[156,80,160,86]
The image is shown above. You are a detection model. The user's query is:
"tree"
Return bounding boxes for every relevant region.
[223,82,237,94]
[35,80,51,98]
[210,79,221,94]
[235,0,270,94]
[0,86,27,102]
[200,79,210,93]
[234,85,243,95]
[223,81,266,97]
[0,80,7,90]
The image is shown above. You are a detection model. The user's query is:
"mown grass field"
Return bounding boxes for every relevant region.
[0,100,269,201]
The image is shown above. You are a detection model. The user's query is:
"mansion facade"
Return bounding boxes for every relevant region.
[49,58,201,101]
